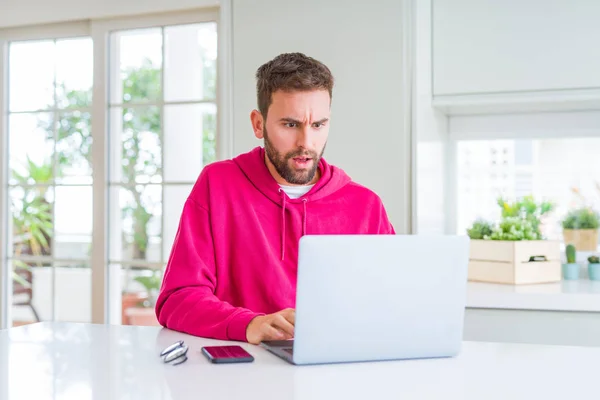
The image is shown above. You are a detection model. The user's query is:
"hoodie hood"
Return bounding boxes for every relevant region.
[233,146,352,260]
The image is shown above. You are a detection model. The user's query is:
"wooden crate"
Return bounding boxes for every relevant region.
[468,240,562,285]
[563,229,598,252]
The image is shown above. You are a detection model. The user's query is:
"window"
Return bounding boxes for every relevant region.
[106,22,217,325]
[456,137,600,249]
[7,37,93,326]
[1,10,220,329]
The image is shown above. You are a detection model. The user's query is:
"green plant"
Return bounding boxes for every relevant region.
[133,270,162,292]
[466,195,554,241]
[588,255,600,264]
[488,217,541,241]
[466,219,494,240]
[497,195,554,238]
[11,157,54,288]
[12,56,216,281]
[38,59,190,263]
[12,261,32,289]
[12,190,53,257]
[133,269,162,307]
[561,207,600,230]
[566,244,577,264]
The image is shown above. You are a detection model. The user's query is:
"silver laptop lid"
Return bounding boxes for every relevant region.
[292,234,469,365]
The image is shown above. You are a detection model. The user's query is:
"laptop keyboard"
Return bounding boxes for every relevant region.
[264,340,294,347]
[262,340,294,356]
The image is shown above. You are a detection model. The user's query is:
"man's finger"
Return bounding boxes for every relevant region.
[281,308,296,325]
[262,324,285,340]
[275,327,293,340]
[272,314,294,337]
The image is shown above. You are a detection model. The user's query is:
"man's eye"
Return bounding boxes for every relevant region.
[285,123,297,128]
[313,122,325,128]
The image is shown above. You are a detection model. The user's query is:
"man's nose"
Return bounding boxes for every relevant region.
[296,127,313,149]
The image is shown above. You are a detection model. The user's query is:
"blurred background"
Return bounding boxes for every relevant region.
[1,0,599,348]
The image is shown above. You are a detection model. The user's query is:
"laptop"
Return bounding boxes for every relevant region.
[260,234,470,365]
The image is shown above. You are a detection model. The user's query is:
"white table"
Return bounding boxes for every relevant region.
[1,322,599,400]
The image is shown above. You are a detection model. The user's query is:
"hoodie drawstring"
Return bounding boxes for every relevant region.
[279,189,287,261]
[278,189,309,261]
[302,199,307,236]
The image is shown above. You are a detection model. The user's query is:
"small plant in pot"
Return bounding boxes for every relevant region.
[133,269,162,307]
[562,244,580,280]
[588,255,600,281]
[466,219,494,240]
[561,207,600,251]
[488,217,541,241]
[465,196,561,285]
[497,195,554,239]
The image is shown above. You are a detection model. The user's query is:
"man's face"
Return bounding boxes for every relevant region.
[252,89,331,186]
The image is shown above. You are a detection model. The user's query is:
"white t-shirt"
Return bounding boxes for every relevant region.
[279,184,314,199]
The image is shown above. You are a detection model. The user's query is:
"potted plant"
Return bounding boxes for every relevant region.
[561,207,600,251]
[466,219,494,240]
[121,269,163,326]
[133,269,163,308]
[487,216,541,241]
[10,158,54,324]
[466,196,561,285]
[497,195,554,238]
[588,255,600,281]
[562,244,580,280]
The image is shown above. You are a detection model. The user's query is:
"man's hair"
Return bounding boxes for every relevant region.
[255,52,334,119]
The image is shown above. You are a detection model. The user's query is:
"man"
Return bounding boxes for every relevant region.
[155,52,395,345]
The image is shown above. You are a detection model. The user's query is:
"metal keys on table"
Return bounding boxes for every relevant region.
[160,340,189,365]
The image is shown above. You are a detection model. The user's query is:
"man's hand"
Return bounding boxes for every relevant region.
[246,308,295,345]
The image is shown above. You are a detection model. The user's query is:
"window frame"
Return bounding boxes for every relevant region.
[0,37,7,329]
[445,110,600,238]
[0,7,228,328]
[0,21,92,329]
[92,8,220,325]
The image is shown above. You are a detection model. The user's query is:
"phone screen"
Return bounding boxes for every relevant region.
[202,346,254,363]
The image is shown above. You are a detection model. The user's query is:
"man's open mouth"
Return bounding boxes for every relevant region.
[292,157,312,168]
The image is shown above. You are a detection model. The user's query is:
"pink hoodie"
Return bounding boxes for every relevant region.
[155,146,395,341]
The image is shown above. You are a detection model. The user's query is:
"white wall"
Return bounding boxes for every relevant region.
[231,0,412,232]
[414,0,447,234]
[0,0,218,28]
[433,0,600,96]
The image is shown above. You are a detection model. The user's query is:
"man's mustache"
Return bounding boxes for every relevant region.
[286,149,318,159]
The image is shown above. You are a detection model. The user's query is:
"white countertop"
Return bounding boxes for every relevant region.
[467,280,600,312]
[2,322,600,400]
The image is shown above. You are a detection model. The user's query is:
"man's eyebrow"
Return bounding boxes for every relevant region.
[279,117,302,124]
[278,117,329,124]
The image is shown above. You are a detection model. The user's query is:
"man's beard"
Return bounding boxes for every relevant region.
[264,128,325,185]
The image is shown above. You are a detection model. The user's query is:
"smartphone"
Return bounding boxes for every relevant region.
[201,345,255,364]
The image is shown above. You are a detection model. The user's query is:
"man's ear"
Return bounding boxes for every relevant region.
[250,110,264,139]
